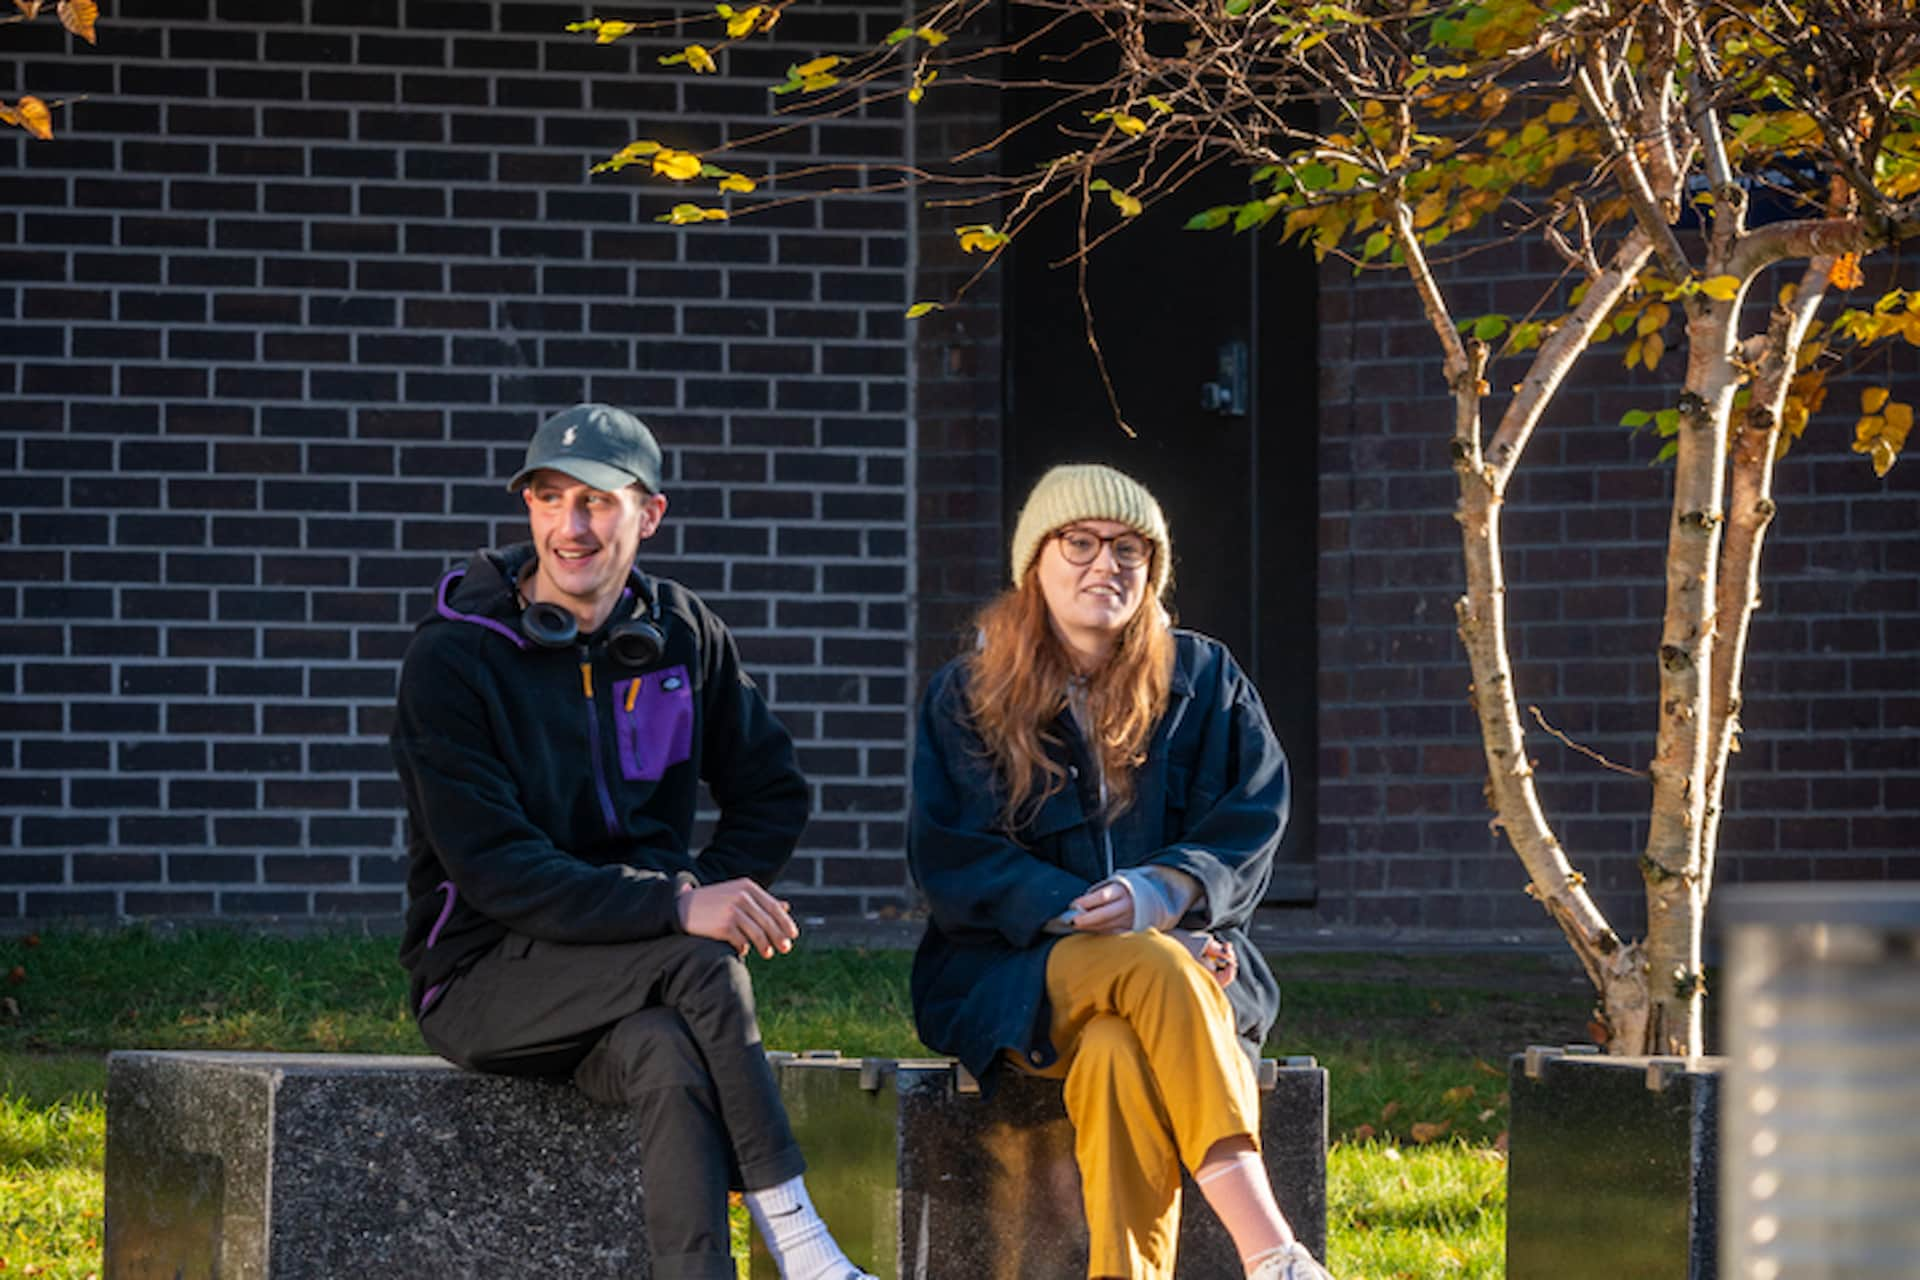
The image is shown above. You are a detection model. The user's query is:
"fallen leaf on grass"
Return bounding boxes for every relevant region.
[1494,1131,1509,1153]
[1472,1058,1504,1077]
[1443,1084,1475,1105]
[1409,1120,1451,1144]
[1350,1123,1376,1142]
[1379,1100,1401,1123]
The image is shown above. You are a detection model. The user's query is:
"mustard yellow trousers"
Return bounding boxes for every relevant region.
[1018,931,1262,1280]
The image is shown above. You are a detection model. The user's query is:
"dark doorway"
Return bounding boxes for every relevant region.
[999,31,1319,901]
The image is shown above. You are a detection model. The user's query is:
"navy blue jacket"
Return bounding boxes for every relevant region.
[908,630,1289,1086]
[391,543,807,1015]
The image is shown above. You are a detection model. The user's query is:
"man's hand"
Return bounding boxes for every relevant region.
[1068,879,1134,934]
[676,878,799,958]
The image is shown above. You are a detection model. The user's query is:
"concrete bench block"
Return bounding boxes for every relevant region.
[107,1048,1328,1280]
[755,1052,1329,1279]
[104,1051,650,1280]
[1506,1047,1724,1280]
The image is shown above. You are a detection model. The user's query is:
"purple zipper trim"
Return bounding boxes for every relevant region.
[435,568,529,649]
[425,880,457,949]
[416,881,458,1015]
[582,662,621,839]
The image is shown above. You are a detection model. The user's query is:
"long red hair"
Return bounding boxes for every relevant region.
[963,566,1174,832]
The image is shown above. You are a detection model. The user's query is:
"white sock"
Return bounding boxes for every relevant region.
[743,1175,860,1280]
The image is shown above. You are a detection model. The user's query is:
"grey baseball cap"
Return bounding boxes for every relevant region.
[506,404,663,493]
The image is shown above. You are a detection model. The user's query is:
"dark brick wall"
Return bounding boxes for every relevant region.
[0,0,918,921]
[1313,243,1920,938]
[909,37,1004,688]
[5,3,1914,938]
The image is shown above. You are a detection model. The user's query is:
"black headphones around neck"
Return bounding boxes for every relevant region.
[518,572,665,668]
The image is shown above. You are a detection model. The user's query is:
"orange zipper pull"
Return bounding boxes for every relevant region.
[579,663,593,699]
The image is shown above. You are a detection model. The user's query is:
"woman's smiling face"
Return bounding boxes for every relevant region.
[1035,519,1150,668]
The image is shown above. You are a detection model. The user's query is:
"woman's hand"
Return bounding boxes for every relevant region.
[1197,935,1237,988]
[1068,879,1134,933]
[676,878,799,958]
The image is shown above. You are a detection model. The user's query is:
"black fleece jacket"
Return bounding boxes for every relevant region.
[391,544,808,1013]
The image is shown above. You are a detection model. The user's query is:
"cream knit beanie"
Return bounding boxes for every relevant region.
[1009,463,1172,598]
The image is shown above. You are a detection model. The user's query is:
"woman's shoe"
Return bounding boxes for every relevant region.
[1248,1241,1334,1280]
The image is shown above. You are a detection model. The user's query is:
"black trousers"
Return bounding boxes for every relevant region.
[419,931,806,1280]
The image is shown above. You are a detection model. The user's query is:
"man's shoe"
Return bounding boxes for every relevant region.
[1248,1241,1334,1280]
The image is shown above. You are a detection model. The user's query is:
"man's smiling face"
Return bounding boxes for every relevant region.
[522,469,666,631]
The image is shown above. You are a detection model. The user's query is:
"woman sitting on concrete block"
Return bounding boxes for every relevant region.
[907,463,1331,1280]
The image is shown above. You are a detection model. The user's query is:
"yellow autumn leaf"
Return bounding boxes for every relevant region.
[1863,386,1891,414]
[1637,302,1669,336]
[905,302,943,319]
[1409,1120,1451,1144]
[687,44,717,72]
[1886,401,1914,443]
[595,19,637,43]
[794,55,841,77]
[724,5,763,37]
[800,72,839,92]
[717,172,756,194]
[653,149,703,181]
[1642,332,1665,370]
[15,1,45,19]
[1109,188,1143,217]
[907,70,937,104]
[1546,98,1578,124]
[1111,112,1147,137]
[0,95,53,141]
[658,203,729,225]
[591,139,665,174]
[1828,252,1865,290]
[914,26,948,46]
[1442,1085,1476,1105]
[1781,397,1809,441]
[1697,275,1741,301]
[57,0,95,42]
[955,224,1008,253]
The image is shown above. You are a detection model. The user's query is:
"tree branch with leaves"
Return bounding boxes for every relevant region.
[1,0,97,140]
[589,0,1920,1054]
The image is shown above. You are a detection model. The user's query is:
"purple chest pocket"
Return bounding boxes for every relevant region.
[613,664,694,782]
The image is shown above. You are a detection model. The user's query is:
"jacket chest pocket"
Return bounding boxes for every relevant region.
[612,665,694,781]
[1162,764,1194,845]
[1028,786,1101,880]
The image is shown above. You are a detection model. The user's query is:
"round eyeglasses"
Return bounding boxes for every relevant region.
[1054,527,1151,570]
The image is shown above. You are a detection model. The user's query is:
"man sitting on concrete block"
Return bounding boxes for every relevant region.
[391,403,876,1280]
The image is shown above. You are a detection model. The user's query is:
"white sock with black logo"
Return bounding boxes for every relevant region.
[743,1175,867,1280]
